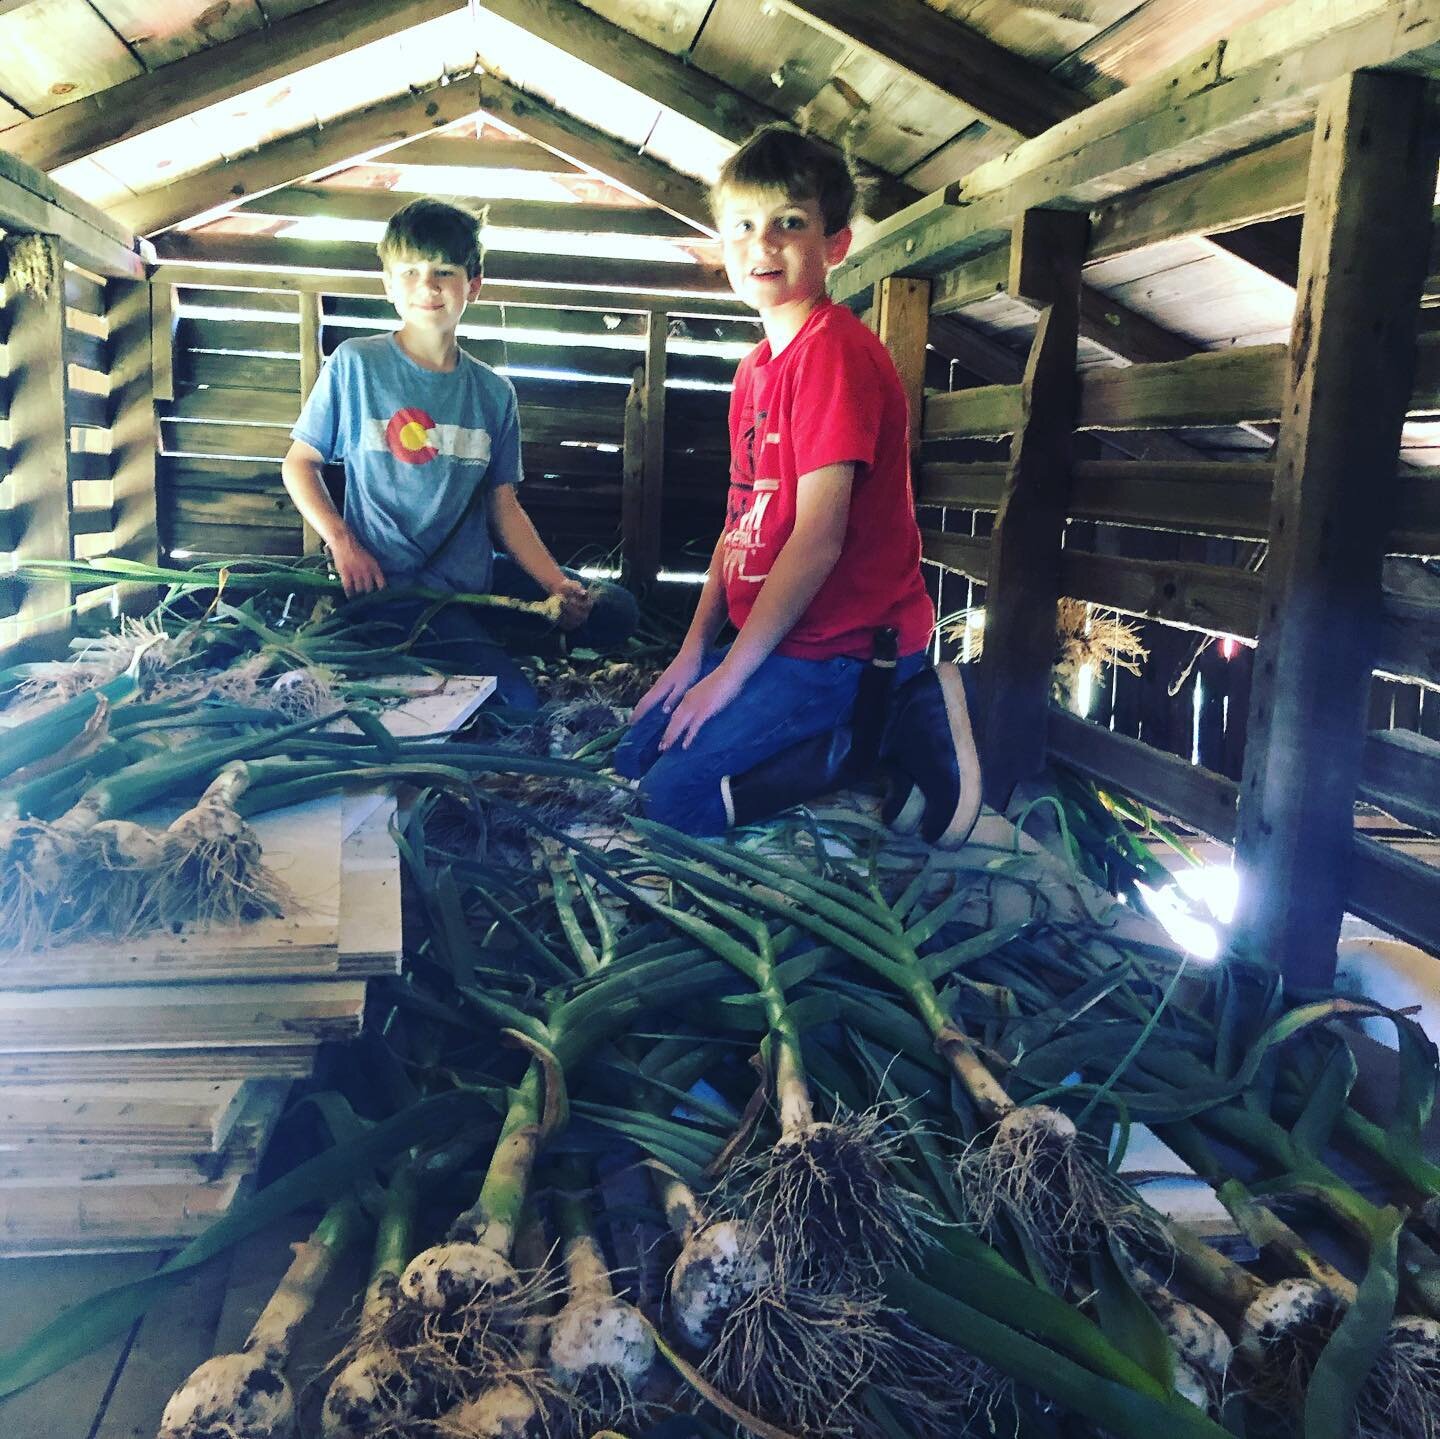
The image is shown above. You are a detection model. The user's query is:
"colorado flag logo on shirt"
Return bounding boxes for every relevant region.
[362,409,492,467]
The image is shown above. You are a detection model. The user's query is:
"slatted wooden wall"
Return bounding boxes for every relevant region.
[1,252,157,655]
[154,286,744,574]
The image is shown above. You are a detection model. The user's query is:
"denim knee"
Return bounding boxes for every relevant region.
[636,763,727,836]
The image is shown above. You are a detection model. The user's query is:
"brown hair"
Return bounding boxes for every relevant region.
[711,124,857,235]
[378,198,484,278]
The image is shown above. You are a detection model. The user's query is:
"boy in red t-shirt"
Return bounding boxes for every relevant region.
[614,125,982,840]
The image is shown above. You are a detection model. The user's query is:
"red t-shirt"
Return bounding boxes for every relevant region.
[721,299,934,660]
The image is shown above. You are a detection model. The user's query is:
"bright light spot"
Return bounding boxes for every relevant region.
[1220,636,1239,660]
[1174,863,1240,924]
[1134,864,1240,963]
[575,565,620,580]
[1075,662,1094,717]
[658,569,708,585]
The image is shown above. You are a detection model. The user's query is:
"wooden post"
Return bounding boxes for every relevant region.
[622,313,666,591]
[1230,72,1439,987]
[875,276,930,454]
[298,290,324,555]
[106,278,160,572]
[621,362,645,588]
[978,208,1088,809]
[4,236,72,657]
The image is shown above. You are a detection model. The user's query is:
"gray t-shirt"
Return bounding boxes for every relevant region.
[291,333,522,594]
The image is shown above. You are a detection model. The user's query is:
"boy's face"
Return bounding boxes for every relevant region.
[715,188,851,316]
[382,252,482,334]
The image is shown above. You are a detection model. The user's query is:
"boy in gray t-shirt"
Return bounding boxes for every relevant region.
[282,198,635,705]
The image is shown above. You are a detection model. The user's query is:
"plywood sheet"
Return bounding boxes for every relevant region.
[0,1044,317,1083]
[0,0,143,115]
[0,980,366,1053]
[0,1079,249,1151]
[0,793,343,989]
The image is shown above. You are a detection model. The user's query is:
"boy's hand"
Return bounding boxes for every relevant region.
[552,577,593,631]
[659,663,743,751]
[330,534,386,597]
[632,646,704,724]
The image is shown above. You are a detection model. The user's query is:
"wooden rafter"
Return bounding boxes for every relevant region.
[239,185,700,238]
[149,231,731,296]
[473,74,714,233]
[771,0,1085,139]
[466,0,772,146]
[0,148,141,278]
[0,0,464,174]
[831,0,1440,303]
[109,80,487,237]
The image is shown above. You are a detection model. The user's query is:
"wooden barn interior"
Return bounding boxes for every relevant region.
[1,0,1440,1434]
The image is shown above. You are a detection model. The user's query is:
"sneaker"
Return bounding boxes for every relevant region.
[880,662,984,849]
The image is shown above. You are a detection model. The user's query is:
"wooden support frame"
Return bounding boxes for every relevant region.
[874,277,931,453]
[1231,73,1440,987]
[0,152,142,281]
[110,80,487,237]
[149,233,731,297]
[298,292,325,557]
[830,0,1440,303]
[0,0,465,174]
[771,0,1085,138]
[978,209,1088,809]
[4,238,73,657]
[105,278,160,576]
[622,316,668,591]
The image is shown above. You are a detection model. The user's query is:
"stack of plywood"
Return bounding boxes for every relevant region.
[0,676,493,1254]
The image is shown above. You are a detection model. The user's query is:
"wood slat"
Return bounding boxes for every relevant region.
[62,268,107,317]
[1048,706,1240,842]
[152,232,732,295]
[1089,131,1313,262]
[1348,838,1440,959]
[166,522,302,558]
[176,316,300,356]
[1361,728,1440,836]
[161,423,293,461]
[70,506,117,537]
[167,388,301,425]
[923,384,1024,439]
[1078,345,1287,429]
[382,134,581,172]
[67,450,113,483]
[63,325,109,375]
[245,186,702,238]
[178,352,302,394]
[170,490,302,530]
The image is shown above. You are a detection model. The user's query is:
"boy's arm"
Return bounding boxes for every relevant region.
[486,484,592,629]
[631,532,729,722]
[659,462,854,750]
[280,439,386,597]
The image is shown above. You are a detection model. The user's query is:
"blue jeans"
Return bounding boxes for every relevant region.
[377,555,638,709]
[613,646,927,835]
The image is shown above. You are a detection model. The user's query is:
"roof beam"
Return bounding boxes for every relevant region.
[0,0,464,175]
[771,0,1086,138]
[240,185,700,237]
[149,230,732,296]
[0,148,142,278]
[149,260,751,316]
[109,80,487,237]
[831,0,1440,303]
[472,73,714,233]
[378,134,579,171]
[466,0,772,146]
[463,0,912,218]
